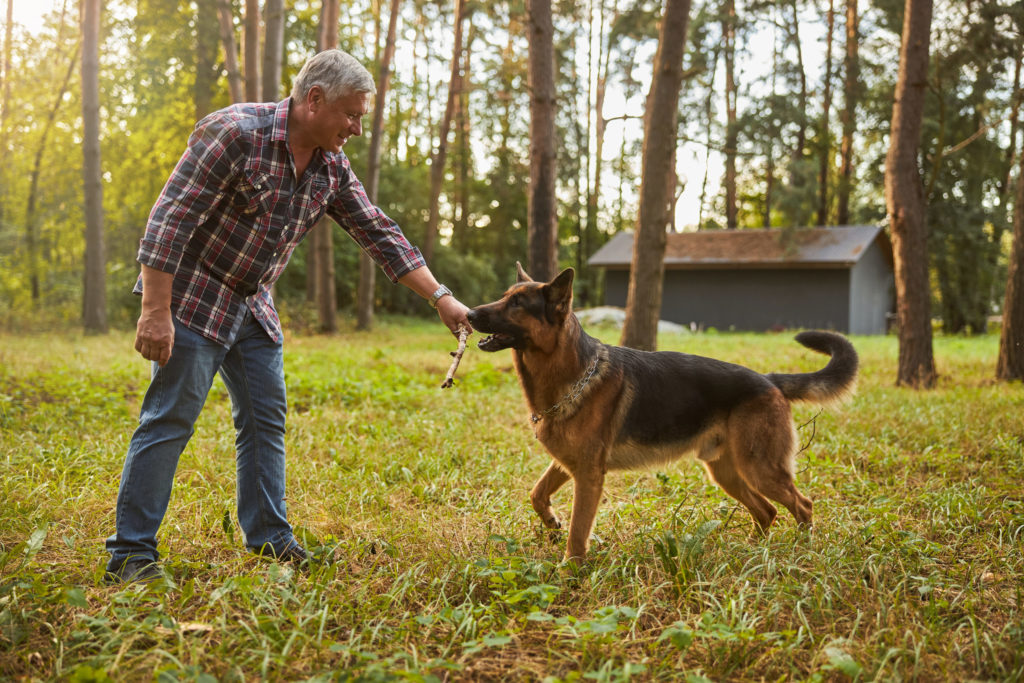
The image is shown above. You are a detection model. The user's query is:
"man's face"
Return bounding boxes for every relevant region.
[308,89,370,153]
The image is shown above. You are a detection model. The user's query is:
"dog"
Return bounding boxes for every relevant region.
[466,264,859,562]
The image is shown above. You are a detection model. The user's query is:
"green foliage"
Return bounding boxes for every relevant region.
[1,325,1024,680]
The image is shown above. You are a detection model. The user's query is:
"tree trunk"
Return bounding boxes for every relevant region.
[0,0,13,230]
[244,0,261,101]
[997,136,1024,380]
[313,0,339,333]
[885,0,935,388]
[424,0,465,265]
[454,26,473,249]
[526,0,558,281]
[722,0,738,229]
[787,0,808,202]
[816,0,835,226]
[27,47,78,303]
[620,0,691,351]
[837,0,858,226]
[218,0,244,103]
[82,0,107,333]
[582,0,612,306]
[194,0,220,121]
[357,0,401,331]
[262,0,283,102]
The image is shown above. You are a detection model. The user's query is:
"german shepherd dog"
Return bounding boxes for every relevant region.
[466,264,858,562]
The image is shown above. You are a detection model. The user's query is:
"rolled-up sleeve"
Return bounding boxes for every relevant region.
[138,116,243,274]
[326,155,426,283]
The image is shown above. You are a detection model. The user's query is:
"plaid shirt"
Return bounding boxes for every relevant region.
[135,99,425,345]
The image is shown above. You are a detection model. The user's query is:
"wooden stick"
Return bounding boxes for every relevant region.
[441,325,469,388]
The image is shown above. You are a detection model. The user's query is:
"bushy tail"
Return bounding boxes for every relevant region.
[766,331,859,404]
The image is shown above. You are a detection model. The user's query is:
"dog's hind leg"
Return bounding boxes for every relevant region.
[702,452,778,534]
[531,461,571,529]
[731,399,813,527]
[751,469,813,527]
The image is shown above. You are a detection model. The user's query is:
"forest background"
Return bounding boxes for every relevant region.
[0,0,1022,341]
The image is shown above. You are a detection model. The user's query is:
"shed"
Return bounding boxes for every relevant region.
[587,225,894,335]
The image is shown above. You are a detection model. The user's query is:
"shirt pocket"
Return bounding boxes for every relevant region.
[301,180,333,225]
[233,169,277,216]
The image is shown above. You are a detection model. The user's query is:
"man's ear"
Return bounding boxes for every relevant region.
[545,268,575,318]
[516,262,533,283]
[307,85,325,110]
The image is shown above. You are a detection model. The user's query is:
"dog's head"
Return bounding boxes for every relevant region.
[467,263,575,353]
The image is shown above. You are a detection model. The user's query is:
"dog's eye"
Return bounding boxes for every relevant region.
[509,295,521,308]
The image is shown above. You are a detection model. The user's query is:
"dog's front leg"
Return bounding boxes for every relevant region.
[565,464,605,562]
[531,461,570,529]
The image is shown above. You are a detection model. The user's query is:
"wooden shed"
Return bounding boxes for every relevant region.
[587,225,895,335]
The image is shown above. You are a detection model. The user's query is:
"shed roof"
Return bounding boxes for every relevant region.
[588,225,890,270]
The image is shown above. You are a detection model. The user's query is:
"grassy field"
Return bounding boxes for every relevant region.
[1,319,1022,681]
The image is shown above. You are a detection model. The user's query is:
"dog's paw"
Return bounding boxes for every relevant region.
[543,515,562,530]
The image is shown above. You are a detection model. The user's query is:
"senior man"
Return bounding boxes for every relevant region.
[105,49,471,583]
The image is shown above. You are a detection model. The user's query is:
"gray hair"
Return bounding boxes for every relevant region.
[291,49,376,102]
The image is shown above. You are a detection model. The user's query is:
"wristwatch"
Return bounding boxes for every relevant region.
[428,284,452,308]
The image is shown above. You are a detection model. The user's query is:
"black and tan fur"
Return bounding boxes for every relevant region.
[467,264,859,561]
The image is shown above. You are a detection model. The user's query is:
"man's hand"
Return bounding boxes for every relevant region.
[135,308,175,366]
[136,264,176,366]
[436,294,473,338]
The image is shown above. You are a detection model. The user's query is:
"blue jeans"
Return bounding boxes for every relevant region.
[105,312,296,569]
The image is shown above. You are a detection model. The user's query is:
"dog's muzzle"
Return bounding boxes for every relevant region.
[477,333,515,352]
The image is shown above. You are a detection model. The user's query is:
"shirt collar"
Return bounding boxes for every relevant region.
[271,98,291,145]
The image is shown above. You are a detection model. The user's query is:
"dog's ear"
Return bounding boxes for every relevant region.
[515,262,533,283]
[545,268,575,319]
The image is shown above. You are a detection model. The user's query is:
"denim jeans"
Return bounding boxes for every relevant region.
[105,311,296,569]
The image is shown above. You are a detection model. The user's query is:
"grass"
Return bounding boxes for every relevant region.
[1,318,1023,681]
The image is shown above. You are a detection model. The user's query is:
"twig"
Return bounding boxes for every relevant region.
[441,325,469,389]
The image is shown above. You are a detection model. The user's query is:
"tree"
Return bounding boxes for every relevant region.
[311,0,338,333]
[836,0,858,225]
[194,0,220,120]
[356,0,402,331]
[816,0,835,226]
[526,0,557,280]
[26,38,78,304]
[244,0,261,101]
[722,0,738,229]
[217,0,244,103]
[82,0,107,333]
[997,125,1024,380]
[262,0,284,103]
[0,0,12,231]
[620,0,691,351]
[424,0,465,266]
[885,0,935,388]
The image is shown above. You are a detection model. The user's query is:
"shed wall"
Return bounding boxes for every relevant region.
[603,268,852,332]
[849,241,895,334]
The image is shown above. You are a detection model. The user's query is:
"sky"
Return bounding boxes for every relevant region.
[7,0,54,35]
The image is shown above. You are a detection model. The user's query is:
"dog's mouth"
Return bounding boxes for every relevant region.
[477,333,516,352]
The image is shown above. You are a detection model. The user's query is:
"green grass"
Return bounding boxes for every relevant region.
[1,320,1023,681]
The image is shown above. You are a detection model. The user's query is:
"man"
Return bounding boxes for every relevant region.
[105,49,471,583]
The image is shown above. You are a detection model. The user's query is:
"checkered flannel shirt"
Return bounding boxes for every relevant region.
[135,99,425,345]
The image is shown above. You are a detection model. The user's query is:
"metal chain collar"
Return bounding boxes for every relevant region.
[530,356,600,424]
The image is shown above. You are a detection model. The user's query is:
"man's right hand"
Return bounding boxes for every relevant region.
[136,264,176,366]
[135,308,175,366]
